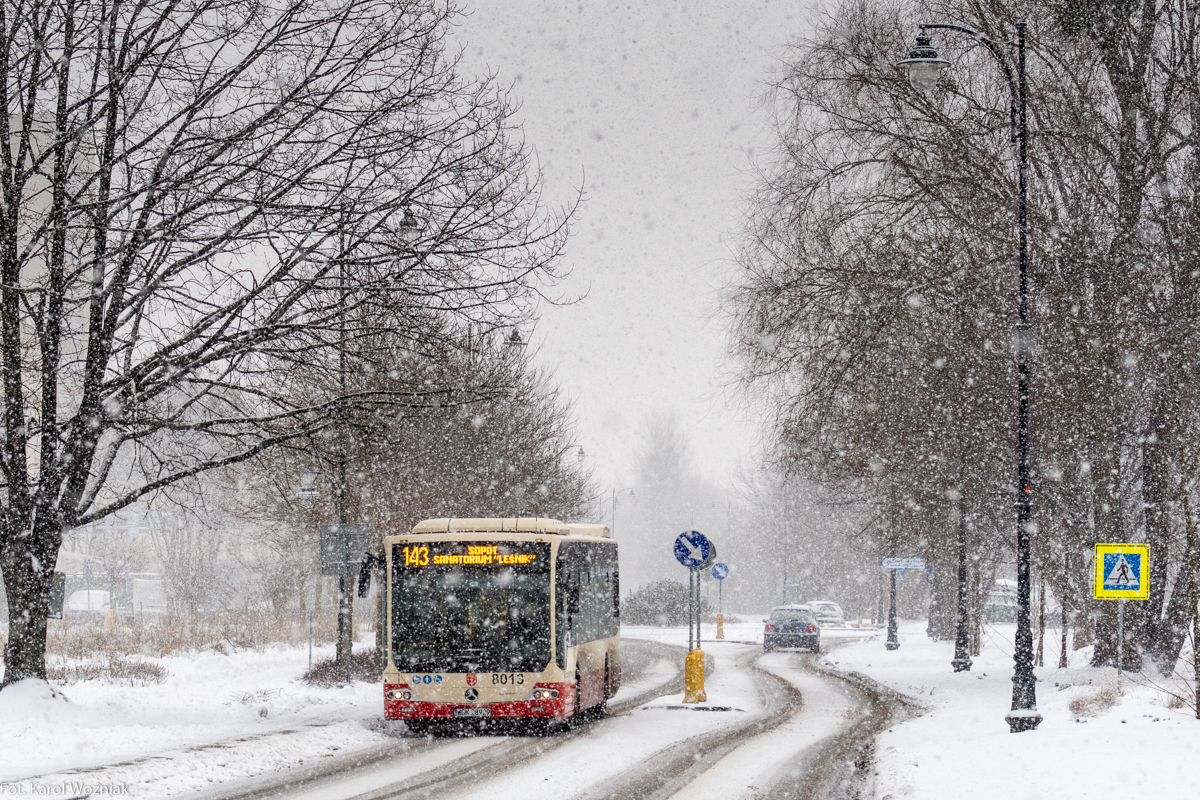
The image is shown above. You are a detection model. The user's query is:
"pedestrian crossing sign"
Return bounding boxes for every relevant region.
[1093,544,1150,600]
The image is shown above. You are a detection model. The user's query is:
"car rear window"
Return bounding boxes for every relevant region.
[769,609,815,622]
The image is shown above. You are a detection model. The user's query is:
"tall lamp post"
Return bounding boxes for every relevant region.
[897,21,1040,732]
[611,487,634,536]
[327,206,422,680]
[951,498,973,672]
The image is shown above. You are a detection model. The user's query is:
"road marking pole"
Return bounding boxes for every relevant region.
[674,531,714,703]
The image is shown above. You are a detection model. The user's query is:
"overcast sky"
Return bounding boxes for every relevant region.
[455,2,815,491]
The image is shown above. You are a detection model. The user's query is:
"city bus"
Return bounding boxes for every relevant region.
[382,517,620,732]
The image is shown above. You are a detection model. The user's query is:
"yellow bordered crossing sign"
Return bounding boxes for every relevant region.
[1093,544,1150,600]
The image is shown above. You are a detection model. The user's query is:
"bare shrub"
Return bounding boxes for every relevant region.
[303,648,384,686]
[1069,682,1123,717]
[229,688,282,705]
[44,609,341,661]
[47,656,168,686]
[1133,639,1200,717]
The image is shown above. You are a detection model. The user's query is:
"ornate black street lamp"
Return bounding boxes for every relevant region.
[321,206,422,682]
[886,568,900,650]
[952,502,973,672]
[898,21,1041,732]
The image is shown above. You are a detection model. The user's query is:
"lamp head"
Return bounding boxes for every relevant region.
[395,207,420,243]
[897,32,951,93]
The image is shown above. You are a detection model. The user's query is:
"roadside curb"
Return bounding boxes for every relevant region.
[814,661,930,717]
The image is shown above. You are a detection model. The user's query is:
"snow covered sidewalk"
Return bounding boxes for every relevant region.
[0,643,387,795]
[828,620,1200,800]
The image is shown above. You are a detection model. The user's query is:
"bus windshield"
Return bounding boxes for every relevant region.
[390,541,551,673]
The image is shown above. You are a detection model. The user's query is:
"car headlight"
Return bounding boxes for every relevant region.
[386,687,413,701]
[526,687,560,701]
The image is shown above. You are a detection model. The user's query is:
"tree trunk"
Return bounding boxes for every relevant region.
[1138,401,1176,670]
[1036,577,1046,667]
[1145,467,1200,674]
[1091,397,1135,668]
[1,522,60,685]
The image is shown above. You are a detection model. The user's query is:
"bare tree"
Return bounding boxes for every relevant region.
[79,516,146,604]
[0,0,571,686]
[728,0,1200,671]
[239,322,596,558]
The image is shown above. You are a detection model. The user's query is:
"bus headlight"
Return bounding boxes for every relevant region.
[387,688,413,702]
[526,687,560,701]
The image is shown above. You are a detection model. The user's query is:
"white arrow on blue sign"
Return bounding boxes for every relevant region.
[712,562,729,580]
[674,530,712,568]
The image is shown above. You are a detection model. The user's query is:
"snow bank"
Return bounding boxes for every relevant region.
[0,642,384,792]
[828,620,1200,799]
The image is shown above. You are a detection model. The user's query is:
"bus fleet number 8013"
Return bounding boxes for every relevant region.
[382,517,620,734]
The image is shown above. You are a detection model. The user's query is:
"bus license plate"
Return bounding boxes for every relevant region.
[454,707,491,718]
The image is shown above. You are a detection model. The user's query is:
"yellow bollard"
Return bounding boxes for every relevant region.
[107,608,114,630]
[683,649,707,703]
[716,613,725,639]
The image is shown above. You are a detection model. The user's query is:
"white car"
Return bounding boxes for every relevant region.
[808,600,845,627]
[66,590,111,617]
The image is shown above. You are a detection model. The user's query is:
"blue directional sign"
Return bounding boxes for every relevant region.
[881,557,926,570]
[674,530,712,568]
[712,563,729,581]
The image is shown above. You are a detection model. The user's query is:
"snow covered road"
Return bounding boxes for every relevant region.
[2,627,895,799]
[211,632,892,800]
[209,639,689,800]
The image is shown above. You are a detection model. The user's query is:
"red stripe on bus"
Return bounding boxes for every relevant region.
[384,681,575,719]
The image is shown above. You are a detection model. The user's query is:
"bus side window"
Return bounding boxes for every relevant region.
[555,541,620,654]
[568,575,581,616]
[555,544,570,669]
[609,546,620,636]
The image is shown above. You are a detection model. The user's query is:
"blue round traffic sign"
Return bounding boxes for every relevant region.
[712,563,729,581]
[674,531,711,568]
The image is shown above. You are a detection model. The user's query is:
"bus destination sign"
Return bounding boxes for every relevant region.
[399,543,541,569]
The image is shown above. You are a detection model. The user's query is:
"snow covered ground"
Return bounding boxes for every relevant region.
[828,620,1200,800]
[3,619,1198,799]
[0,623,868,798]
[0,643,387,794]
[0,634,703,797]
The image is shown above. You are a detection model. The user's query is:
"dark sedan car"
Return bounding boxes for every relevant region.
[762,605,820,652]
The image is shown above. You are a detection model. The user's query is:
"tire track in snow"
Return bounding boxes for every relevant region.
[759,657,922,800]
[655,644,921,800]
[208,638,687,800]
[349,640,689,800]
[567,646,803,800]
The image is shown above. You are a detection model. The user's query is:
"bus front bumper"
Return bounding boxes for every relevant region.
[384,682,574,720]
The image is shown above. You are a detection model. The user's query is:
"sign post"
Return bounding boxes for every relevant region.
[320,523,371,683]
[674,531,712,703]
[1093,544,1150,682]
[712,563,729,639]
[880,557,926,650]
